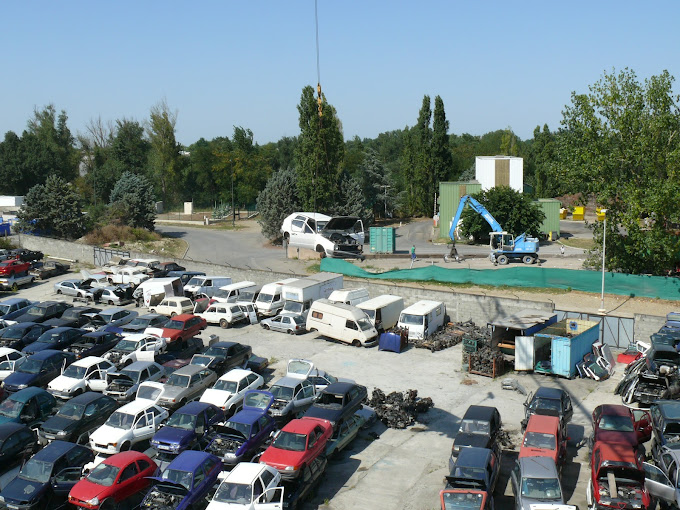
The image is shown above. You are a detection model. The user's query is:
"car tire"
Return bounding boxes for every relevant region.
[120,441,131,451]
[170,312,177,317]
[522,255,535,265]
[149,309,155,314]
[72,389,83,397]
[263,324,270,330]
[287,329,295,335]
[352,340,361,347]
[56,289,62,294]
[100,499,115,510]
[220,319,229,329]
[108,300,114,305]
[310,328,317,333]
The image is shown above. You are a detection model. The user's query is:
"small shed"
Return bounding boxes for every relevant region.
[535,199,561,239]
[438,181,483,239]
[488,310,558,356]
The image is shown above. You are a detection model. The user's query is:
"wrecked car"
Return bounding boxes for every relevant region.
[511,456,569,510]
[616,345,680,405]
[268,360,317,425]
[303,381,368,430]
[521,386,573,432]
[650,400,680,459]
[446,447,499,508]
[450,405,502,468]
[281,212,365,259]
[590,404,651,449]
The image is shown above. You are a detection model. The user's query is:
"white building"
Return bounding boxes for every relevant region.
[475,156,523,192]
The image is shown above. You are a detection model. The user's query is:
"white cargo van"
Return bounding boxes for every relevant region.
[184,276,232,298]
[327,288,370,307]
[212,281,257,303]
[306,299,378,347]
[256,278,298,317]
[358,295,405,332]
[397,300,446,340]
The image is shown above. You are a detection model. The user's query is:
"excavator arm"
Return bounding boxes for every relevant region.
[448,195,504,242]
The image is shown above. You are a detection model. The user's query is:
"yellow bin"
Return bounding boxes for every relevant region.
[559,208,568,220]
[596,208,606,221]
[573,206,585,221]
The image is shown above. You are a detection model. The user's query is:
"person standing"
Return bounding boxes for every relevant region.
[410,245,416,268]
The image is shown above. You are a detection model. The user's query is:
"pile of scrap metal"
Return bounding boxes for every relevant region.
[466,346,504,378]
[575,342,616,381]
[368,388,434,429]
[411,320,490,353]
[616,344,680,405]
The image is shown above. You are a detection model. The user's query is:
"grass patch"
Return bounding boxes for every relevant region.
[306,262,321,273]
[84,225,163,246]
[559,238,596,250]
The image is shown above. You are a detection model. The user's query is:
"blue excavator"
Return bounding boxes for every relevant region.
[446,195,539,265]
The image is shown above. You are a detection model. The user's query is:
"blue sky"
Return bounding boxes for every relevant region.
[1,1,678,146]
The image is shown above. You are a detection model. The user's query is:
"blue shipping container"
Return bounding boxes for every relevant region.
[535,319,600,378]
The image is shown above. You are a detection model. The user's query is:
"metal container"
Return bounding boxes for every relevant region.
[535,198,561,238]
[369,227,396,254]
[438,181,482,239]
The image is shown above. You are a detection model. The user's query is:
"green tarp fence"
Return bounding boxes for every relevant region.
[320,258,680,302]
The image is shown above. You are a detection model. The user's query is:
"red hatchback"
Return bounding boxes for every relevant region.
[0,259,30,276]
[68,451,157,509]
[260,417,333,480]
[519,415,567,465]
[158,314,207,343]
[591,404,651,448]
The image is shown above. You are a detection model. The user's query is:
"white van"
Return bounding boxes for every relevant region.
[184,276,232,298]
[397,300,446,340]
[149,297,194,317]
[327,288,370,307]
[256,278,298,317]
[212,281,257,303]
[306,299,378,347]
[358,295,405,332]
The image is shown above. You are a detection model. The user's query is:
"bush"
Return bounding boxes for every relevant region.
[84,225,161,246]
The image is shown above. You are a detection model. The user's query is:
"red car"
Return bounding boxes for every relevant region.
[68,451,157,509]
[440,489,491,510]
[591,404,651,448]
[157,314,207,343]
[519,414,567,465]
[0,259,31,276]
[259,417,333,480]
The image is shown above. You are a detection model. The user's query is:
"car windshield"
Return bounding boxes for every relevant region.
[225,420,251,437]
[214,379,238,393]
[451,467,486,481]
[258,293,273,304]
[114,340,139,353]
[165,320,183,330]
[167,412,197,431]
[0,398,22,418]
[25,306,48,317]
[0,304,11,315]
[362,309,375,320]
[87,463,120,487]
[37,332,64,344]
[166,373,190,387]
[92,314,114,325]
[138,385,162,401]
[317,393,344,407]
[530,397,562,414]
[459,419,489,435]
[599,415,634,432]
[1,327,26,339]
[128,317,152,327]
[204,345,228,358]
[191,355,212,367]
[358,318,373,331]
[19,358,45,374]
[283,302,302,313]
[523,432,556,450]
[270,385,293,401]
[57,402,85,419]
[187,278,202,286]
[214,482,252,504]
[442,491,484,510]
[273,431,307,451]
[213,290,231,299]
[163,469,193,491]
[107,411,135,429]
[400,313,423,326]
[19,458,53,483]
[520,477,562,500]
[239,291,256,302]
[119,369,141,383]
[61,309,82,320]
[62,364,87,379]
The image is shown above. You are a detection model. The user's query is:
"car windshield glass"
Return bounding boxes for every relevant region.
[452,467,486,480]
[204,346,227,358]
[114,340,138,353]
[37,332,63,344]
[120,369,141,382]
[166,412,197,430]
[61,309,82,320]
[25,306,47,317]
[62,364,87,379]
[273,431,307,451]
[165,320,183,330]
[258,293,273,303]
[599,415,634,432]
[19,458,53,483]
[87,463,120,487]
[530,397,561,414]
[57,402,85,419]
[239,291,256,302]
[283,302,302,313]
[138,386,162,401]
[163,469,193,491]
[520,477,562,500]
[214,482,252,504]
[92,314,114,325]
[362,309,375,320]
[400,314,423,326]
[2,327,26,339]
[213,290,230,299]
[107,411,135,429]
[0,305,10,315]
[191,355,212,367]
[128,317,151,327]
[523,432,556,449]
[270,385,293,401]
[187,278,202,286]
[214,380,238,392]
[358,319,373,331]
[225,420,250,436]
[19,358,44,374]
[166,373,190,387]
[442,491,484,510]
[0,398,22,418]
[459,419,489,434]
[317,393,344,407]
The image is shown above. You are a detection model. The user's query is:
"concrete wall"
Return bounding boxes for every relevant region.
[634,313,667,343]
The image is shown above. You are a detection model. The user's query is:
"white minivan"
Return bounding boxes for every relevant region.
[212,281,258,304]
[306,299,378,347]
[255,278,298,317]
[327,288,370,307]
[397,300,446,340]
[358,295,405,332]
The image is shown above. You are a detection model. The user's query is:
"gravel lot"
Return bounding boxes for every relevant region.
[6,273,629,510]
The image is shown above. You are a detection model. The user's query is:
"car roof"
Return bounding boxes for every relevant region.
[59,279,81,285]
[525,415,560,434]
[229,410,263,425]
[83,331,115,338]
[322,382,356,395]
[34,440,82,461]
[72,356,107,367]
[0,347,19,356]
[462,405,498,421]
[47,327,80,333]
[212,341,239,349]
[9,387,50,402]
[167,450,215,471]
[0,422,29,437]
[28,349,65,360]
[534,387,566,399]
[174,401,214,415]
[6,322,38,330]
[173,364,205,376]
[99,307,128,314]
[1,298,30,305]
[455,447,493,469]
[596,404,631,417]
[227,462,270,483]
[70,391,111,405]
[125,360,159,371]
[139,313,163,319]
[219,369,253,381]
[118,400,158,413]
[283,418,326,434]
[653,400,680,420]
[168,314,193,322]
[517,456,559,478]
[102,450,152,468]
[272,376,308,388]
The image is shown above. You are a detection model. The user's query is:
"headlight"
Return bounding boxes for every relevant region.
[109,442,117,447]
[85,497,99,506]
[56,430,69,437]
[17,384,27,389]
[0,495,5,502]
[171,443,181,451]
[284,465,296,471]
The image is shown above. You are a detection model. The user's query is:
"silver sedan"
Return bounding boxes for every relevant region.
[260,314,306,335]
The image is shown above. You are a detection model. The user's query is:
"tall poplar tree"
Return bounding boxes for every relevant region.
[413,95,433,215]
[431,95,453,192]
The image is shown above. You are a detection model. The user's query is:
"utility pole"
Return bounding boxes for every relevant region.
[380,185,391,218]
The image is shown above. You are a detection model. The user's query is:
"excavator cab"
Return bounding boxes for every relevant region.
[490,233,515,252]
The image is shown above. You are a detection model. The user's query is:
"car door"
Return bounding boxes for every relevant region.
[132,411,155,441]
[116,460,140,500]
[633,409,653,443]
[0,430,23,465]
[562,394,574,423]
[644,462,677,504]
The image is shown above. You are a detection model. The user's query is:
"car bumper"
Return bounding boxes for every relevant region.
[91,442,121,455]
[47,388,75,399]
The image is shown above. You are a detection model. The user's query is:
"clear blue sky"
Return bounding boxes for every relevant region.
[2,1,678,146]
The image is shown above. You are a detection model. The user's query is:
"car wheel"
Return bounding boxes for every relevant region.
[219,319,229,329]
[120,441,131,451]
[352,340,361,347]
[522,255,535,265]
[72,388,83,397]
[170,312,177,317]
[263,324,270,330]
[149,309,155,314]
[288,329,295,335]
[100,499,115,510]
[108,300,114,305]
[310,328,317,333]
[76,431,89,445]
[56,289,62,294]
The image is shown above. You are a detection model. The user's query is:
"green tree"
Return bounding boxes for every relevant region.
[459,186,545,242]
[556,68,680,275]
[294,85,345,211]
[432,95,453,184]
[15,175,86,239]
[147,100,183,204]
[334,174,369,220]
[256,167,300,240]
[527,124,557,197]
[413,95,433,215]
[109,171,157,230]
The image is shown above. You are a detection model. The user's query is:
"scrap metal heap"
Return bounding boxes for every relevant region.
[368,388,434,429]
[411,320,490,352]
[615,346,680,405]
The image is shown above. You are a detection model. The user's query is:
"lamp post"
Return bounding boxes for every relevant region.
[598,209,608,314]
[380,185,391,218]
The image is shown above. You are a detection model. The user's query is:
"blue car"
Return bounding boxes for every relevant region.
[141,450,222,510]
[0,298,33,320]
[21,327,88,355]
[3,350,75,393]
[0,387,57,428]
[0,440,93,510]
[206,390,276,467]
[151,402,224,468]
[0,322,52,350]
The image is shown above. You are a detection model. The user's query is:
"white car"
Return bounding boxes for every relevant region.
[0,347,26,381]
[197,303,246,329]
[134,381,165,405]
[207,462,282,510]
[104,360,165,403]
[103,333,166,367]
[281,212,365,258]
[199,369,264,415]
[89,400,168,455]
[148,297,194,317]
[47,356,115,399]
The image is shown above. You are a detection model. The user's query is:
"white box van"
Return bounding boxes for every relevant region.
[184,276,232,298]
[397,300,446,340]
[327,288,370,307]
[306,299,378,347]
[256,278,298,317]
[358,295,405,332]
[212,281,257,303]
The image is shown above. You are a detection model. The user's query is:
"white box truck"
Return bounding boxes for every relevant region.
[133,277,184,308]
[306,299,378,347]
[358,295,405,332]
[281,272,343,318]
[327,288,370,306]
[255,278,299,317]
[397,300,446,340]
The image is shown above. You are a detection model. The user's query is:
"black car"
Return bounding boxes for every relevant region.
[67,331,122,359]
[650,400,680,459]
[451,405,502,460]
[155,337,204,365]
[521,386,574,431]
[29,261,70,280]
[121,313,170,333]
[190,341,251,376]
[22,327,88,356]
[13,301,73,324]
[304,382,368,430]
[0,440,93,510]
[446,446,500,495]
[151,262,186,277]
[0,298,33,320]
[38,392,118,445]
[43,306,101,328]
[0,322,53,350]
[9,249,44,263]
[0,423,38,474]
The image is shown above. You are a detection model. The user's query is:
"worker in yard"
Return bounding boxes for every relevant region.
[410,245,417,268]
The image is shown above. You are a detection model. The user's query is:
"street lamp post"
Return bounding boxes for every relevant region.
[598,209,608,314]
[380,185,391,218]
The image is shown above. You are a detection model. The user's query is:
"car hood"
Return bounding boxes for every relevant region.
[2,476,49,504]
[70,478,109,503]
[90,424,124,444]
[43,318,74,328]
[519,496,565,510]
[518,447,558,461]
[123,324,147,332]
[154,426,195,445]
[4,371,38,388]
[49,374,80,391]
[41,414,78,434]
[260,446,306,468]
[201,389,234,407]
[161,386,187,400]
[23,341,53,353]
[305,406,342,424]
[596,430,637,447]
[323,216,360,231]
[454,433,490,450]
[147,478,189,495]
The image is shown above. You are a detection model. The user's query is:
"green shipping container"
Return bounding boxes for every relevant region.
[438,181,482,239]
[535,198,561,238]
[369,227,396,253]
